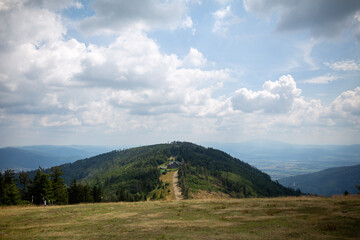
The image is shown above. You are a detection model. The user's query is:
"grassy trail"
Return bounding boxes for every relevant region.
[172,170,183,201]
[159,170,177,201]
[0,196,359,239]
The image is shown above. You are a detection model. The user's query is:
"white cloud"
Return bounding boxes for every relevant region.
[243,0,360,40]
[40,115,82,127]
[325,60,360,71]
[0,2,65,48]
[0,0,233,133]
[181,16,193,29]
[331,87,360,117]
[79,0,188,34]
[212,5,241,34]
[296,39,319,69]
[354,11,360,41]
[302,75,339,84]
[230,75,360,134]
[0,0,359,146]
[216,0,232,4]
[182,48,207,67]
[181,16,196,35]
[231,75,301,113]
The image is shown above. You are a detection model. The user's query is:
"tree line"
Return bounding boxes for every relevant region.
[0,167,103,206]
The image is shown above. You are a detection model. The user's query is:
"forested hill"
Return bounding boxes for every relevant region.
[30,142,299,201]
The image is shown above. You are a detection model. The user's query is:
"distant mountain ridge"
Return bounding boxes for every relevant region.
[0,145,112,172]
[278,164,360,196]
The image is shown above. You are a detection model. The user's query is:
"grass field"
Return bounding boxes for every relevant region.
[1,195,359,239]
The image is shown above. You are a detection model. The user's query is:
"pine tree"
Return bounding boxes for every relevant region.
[92,185,102,202]
[50,167,68,205]
[68,179,79,204]
[2,169,20,205]
[28,168,53,205]
[0,172,4,204]
[82,184,93,202]
[19,171,30,201]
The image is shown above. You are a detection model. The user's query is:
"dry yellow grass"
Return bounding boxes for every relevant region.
[0,195,359,239]
[159,170,177,201]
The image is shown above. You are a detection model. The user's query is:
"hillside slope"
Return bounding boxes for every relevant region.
[278,164,360,196]
[36,142,299,201]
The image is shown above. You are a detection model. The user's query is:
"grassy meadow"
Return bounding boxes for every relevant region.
[1,195,359,239]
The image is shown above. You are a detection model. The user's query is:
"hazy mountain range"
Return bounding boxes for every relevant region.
[278,164,360,196]
[205,140,360,180]
[0,145,112,172]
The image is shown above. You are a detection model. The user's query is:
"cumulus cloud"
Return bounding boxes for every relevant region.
[0,0,87,117]
[331,87,360,117]
[212,5,241,34]
[230,75,360,132]
[0,1,65,49]
[325,60,360,71]
[302,75,339,84]
[79,0,190,34]
[0,0,233,134]
[243,0,360,40]
[0,0,359,146]
[231,75,301,113]
[182,48,207,67]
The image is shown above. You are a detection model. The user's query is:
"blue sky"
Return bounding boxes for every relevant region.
[0,0,359,147]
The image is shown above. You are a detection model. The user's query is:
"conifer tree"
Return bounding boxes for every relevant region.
[28,168,53,205]
[19,171,30,201]
[2,169,20,205]
[92,185,102,202]
[0,172,4,204]
[50,167,68,205]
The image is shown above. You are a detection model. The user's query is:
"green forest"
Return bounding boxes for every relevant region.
[1,142,300,205]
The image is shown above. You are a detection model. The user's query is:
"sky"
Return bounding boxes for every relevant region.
[0,0,359,147]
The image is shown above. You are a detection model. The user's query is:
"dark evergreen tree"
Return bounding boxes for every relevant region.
[68,179,81,204]
[92,185,102,202]
[19,171,30,201]
[28,168,53,205]
[81,184,93,203]
[50,167,68,205]
[116,185,127,201]
[2,169,20,205]
[0,172,4,204]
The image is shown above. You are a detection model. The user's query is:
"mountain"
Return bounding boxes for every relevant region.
[0,145,112,172]
[28,142,299,201]
[204,140,360,179]
[0,147,59,172]
[278,164,360,196]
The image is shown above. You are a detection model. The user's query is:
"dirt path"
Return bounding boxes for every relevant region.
[172,170,183,200]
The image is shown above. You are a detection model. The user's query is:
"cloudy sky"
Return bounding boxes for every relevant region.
[0,0,359,147]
